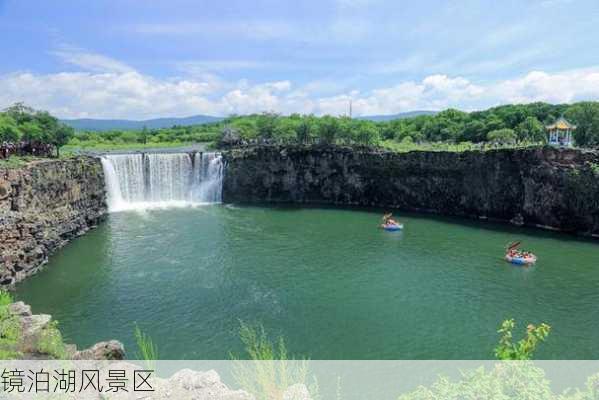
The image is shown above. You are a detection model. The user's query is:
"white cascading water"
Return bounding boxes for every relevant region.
[194,152,224,203]
[100,152,224,212]
[146,153,193,203]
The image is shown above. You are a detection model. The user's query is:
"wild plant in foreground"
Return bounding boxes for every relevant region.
[231,321,317,400]
[494,318,551,360]
[134,324,158,369]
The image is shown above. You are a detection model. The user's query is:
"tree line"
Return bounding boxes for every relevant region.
[71,101,599,149]
[5,101,599,155]
[0,103,74,158]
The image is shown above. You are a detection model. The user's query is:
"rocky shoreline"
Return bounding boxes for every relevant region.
[223,145,599,237]
[7,300,125,360]
[0,157,106,286]
[5,302,312,398]
[5,304,313,399]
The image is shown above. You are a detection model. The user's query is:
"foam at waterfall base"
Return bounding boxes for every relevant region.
[106,199,221,213]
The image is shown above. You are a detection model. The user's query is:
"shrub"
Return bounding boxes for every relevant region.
[494,319,551,360]
[231,322,314,400]
[487,128,517,144]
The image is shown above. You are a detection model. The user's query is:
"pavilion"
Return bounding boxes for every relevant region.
[546,117,576,147]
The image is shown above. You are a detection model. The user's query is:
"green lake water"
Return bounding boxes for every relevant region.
[15,205,599,359]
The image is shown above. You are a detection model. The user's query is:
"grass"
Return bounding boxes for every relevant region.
[36,320,69,359]
[0,291,21,359]
[63,141,198,152]
[231,321,315,400]
[65,136,550,154]
[380,139,544,153]
[134,324,158,369]
[0,290,70,359]
[0,155,47,169]
[0,153,90,169]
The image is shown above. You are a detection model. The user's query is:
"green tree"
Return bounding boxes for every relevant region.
[336,116,355,144]
[461,120,487,142]
[19,121,44,143]
[422,114,462,142]
[256,112,279,140]
[120,131,138,143]
[487,128,517,144]
[517,116,545,142]
[566,102,599,146]
[139,126,149,144]
[484,115,506,132]
[0,115,21,142]
[274,117,297,141]
[295,120,312,144]
[356,123,380,146]
[3,102,35,124]
[318,116,339,144]
[494,319,551,360]
[49,124,74,157]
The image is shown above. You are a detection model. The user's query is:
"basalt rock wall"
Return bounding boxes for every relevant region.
[222,145,599,236]
[0,157,107,285]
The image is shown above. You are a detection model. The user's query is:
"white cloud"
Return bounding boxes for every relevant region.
[312,69,599,116]
[492,68,599,104]
[0,71,222,119]
[314,76,485,116]
[52,47,135,74]
[1,60,599,119]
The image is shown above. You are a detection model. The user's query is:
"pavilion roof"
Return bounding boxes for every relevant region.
[546,117,576,130]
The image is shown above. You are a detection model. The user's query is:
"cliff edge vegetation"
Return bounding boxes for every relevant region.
[66,101,599,151]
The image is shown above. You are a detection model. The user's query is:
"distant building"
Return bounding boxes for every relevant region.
[546,117,575,147]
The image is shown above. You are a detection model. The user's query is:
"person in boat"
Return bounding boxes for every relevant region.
[508,249,523,258]
[505,242,536,263]
[506,241,522,258]
[381,212,399,227]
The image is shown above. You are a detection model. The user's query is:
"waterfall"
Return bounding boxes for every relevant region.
[194,152,224,203]
[100,152,224,212]
[146,153,193,202]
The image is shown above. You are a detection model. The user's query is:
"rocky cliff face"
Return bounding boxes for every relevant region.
[0,157,107,285]
[223,145,599,237]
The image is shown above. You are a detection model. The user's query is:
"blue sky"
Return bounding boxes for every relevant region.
[1,0,599,119]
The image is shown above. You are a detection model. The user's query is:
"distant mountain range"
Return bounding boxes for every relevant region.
[357,110,438,121]
[61,115,223,131]
[61,110,438,131]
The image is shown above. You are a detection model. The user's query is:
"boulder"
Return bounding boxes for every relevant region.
[283,384,312,400]
[21,314,51,336]
[72,340,125,360]
[8,301,32,316]
[169,369,254,399]
[219,127,242,148]
[0,179,10,200]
